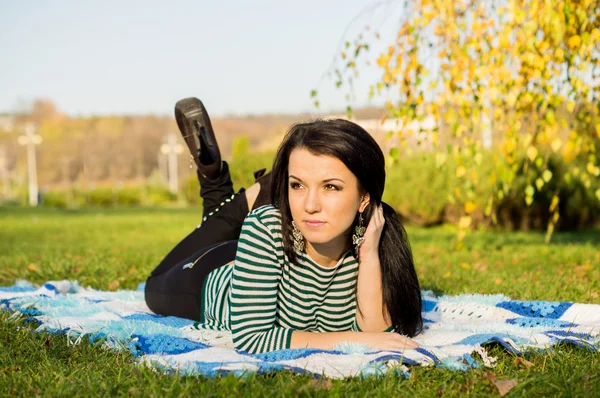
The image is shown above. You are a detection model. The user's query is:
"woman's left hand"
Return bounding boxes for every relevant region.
[358,204,385,261]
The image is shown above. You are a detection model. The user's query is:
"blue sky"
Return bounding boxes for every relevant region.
[0,0,404,117]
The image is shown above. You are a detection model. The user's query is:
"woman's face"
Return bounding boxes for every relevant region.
[287,148,369,251]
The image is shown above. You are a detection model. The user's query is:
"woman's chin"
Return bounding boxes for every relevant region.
[304,231,342,246]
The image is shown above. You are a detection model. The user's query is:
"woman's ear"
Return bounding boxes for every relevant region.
[359,193,370,213]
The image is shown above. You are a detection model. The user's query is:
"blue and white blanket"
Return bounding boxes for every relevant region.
[1,280,599,378]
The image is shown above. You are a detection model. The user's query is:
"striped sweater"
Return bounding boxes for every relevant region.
[197,205,361,354]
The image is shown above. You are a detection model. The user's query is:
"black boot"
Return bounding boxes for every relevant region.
[175,97,222,180]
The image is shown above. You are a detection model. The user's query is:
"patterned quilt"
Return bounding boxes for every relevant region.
[1,280,598,378]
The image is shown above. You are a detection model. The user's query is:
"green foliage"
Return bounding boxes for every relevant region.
[181,175,202,207]
[384,154,454,226]
[231,136,251,159]
[41,190,71,208]
[32,149,600,232]
[145,186,177,206]
[115,187,142,206]
[497,154,600,231]
[88,188,116,207]
[384,151,600,230]
[229,152,275,190]
[39,186,177,208]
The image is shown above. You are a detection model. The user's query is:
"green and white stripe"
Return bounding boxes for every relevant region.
[199,260,234,331]
[198,205,361,354]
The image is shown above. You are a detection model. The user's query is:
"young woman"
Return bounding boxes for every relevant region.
[145,97,423,354]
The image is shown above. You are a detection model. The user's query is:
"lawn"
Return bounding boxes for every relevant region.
[1,206,599,397]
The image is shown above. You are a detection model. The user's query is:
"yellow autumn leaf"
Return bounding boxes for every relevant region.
[464,201,477,214]
[460,262,471,270]
[435,153,447,167]
[550,195,559,212]
[554,47,564,60]
[542,170,553,182]
[458,215,472,229]
[28,263,39,272]
[377,54,390,67]
[443,271,452,278]
[456,165,466,178]
[503,139,516,154]
[587,162,596,175]
[527,146,538,162]
[551,138,562,152]
[535,178,544,190]
[499,31,510,48]
[595,189,600,202]
[567,35,581,49]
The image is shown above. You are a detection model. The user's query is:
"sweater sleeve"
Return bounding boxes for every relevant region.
[229,210,293,353]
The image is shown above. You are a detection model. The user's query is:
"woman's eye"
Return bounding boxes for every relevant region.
[289,182,302,189]
[324,184,341,191]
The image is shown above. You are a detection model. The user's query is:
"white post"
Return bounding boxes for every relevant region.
[160,133,183,194]
[17,123,42,206]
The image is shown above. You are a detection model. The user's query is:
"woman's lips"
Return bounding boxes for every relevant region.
[304,220,326,228]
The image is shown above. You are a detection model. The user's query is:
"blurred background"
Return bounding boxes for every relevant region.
[1,0,599,240]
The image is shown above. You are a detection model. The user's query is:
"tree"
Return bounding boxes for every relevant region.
[318,0,600,243]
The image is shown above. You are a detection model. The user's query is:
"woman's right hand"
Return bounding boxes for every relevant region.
[358,332,420,351]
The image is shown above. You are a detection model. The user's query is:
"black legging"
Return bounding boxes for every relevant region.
[144,162,252,320]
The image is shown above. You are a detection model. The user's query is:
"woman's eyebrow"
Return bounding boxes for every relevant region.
[323,178,346,184]
[288,175,345,184]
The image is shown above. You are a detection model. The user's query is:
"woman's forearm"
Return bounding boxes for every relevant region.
[290,330,362,350]
[355,255,391,332]
[290,330,419,351]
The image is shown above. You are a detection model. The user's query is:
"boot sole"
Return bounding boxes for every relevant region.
[174,97,220,167]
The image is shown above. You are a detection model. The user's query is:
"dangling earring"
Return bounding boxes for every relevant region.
[189,155,194,169]
[291,221,305,253]
[352,212,365,257]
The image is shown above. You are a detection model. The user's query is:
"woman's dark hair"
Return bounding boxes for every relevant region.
[270,118,423,337]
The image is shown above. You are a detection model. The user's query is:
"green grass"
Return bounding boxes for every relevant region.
[1,206,599,397]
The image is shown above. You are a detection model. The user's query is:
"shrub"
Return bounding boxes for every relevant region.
[88,188,115,207]
[41,190,69,208]
[115,187,142,206]
[145,186,177,206]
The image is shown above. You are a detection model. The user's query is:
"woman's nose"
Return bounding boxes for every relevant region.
[304,188,321,213]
